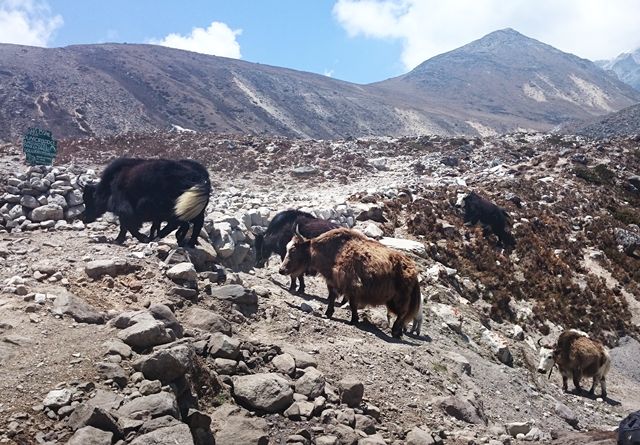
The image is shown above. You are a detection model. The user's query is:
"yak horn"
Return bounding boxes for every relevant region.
[548,364,554,380]
[537,337,553,349]
[294,223,308,241]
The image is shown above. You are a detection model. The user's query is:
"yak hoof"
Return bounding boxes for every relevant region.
[349,317,359,325]
[325,309,334,319]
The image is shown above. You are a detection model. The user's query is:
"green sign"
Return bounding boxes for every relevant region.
[23,127,57,166]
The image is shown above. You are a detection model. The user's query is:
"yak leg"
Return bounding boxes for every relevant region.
[391,316,404,339]
[562,375,569,392]
[588,376,598,396]
[572,370,583,393]
[186,212,205,247]
[348,297,359,325]
[600,377,607,398]
[175,222,190,245]
[297,275,305,294]
[156,221,180,240]
[288,276,297,292]
[114,224,128,244]
[325,285,338,319]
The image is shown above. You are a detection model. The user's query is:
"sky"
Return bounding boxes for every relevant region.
[1,0,639,84]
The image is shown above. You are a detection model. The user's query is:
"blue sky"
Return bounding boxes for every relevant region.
[1,0,639,84]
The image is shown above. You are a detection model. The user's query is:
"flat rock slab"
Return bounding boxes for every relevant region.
[67,426,113,445]
[215,416,269,445]
[210,285,258,305]
[52,292,105,324]
[182,307,232,336]
[117,319,175,350]
[117,392,179,420]
[132,344,194,384]
[130,423,194,445]
[85,259,139,279]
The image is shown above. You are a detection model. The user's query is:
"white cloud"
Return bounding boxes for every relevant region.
[324,69,335,77]
[0,0,63,46]
[333,0,640,70]
[150,21,242,58]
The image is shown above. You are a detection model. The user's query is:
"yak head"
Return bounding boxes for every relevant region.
[455,192,471,209]
[81,182,105,223]
[279,224,311,277]
[536,338,557,374]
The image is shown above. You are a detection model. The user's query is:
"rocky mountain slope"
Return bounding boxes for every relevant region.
[1,132,639,444]
[597,50,640,92]
[1,29,639,142]
[374,29,640,135]
[562,103,640,138]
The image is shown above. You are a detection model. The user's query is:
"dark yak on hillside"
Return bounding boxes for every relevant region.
[279,227,422,338]
[82,158,211,247]
[456,191,516,248]
[254,209,339,293]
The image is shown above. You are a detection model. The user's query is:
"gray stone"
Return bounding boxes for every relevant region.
[207,333,241,359]
[117,319,175,350]
[67,426,113,445]
[48,194,67,208]
[315,436,338,445]
[555,402,579,428]
[354,414,376,434]
[65,204,85,220]
[379,237,427,257]
[481,329,513,366]
[210,284,258,305]
[406,426,436,445]
[338,379,364,408]
[272,353,296,375]
[66,403,122,436]
[358,435,386,445]
[137,415,182,434]
[130,423,194,445]
[31,204,63,222]
[117,392,179,420]
[284,400,315,420]
[43,388,73,409]
[291,166,318,177]
[132,344,194,383]
[444,352,472,376]
[330,424,359,445]
[232,373,294,413]
[96,361,128,388]
[20,195,39,209]
[283,347,317,368]
[103,339,132,359]
[139,380,162,396]
[148,304,184,338]
[182,307,232,335]
[438,396,487,425]
[215,416,269,445]
[85,259,138,279]
[67,190,84,206]
[166,262,198,284]
[295,367,325,399]
[213,358,238,375]
[52,293,105,324]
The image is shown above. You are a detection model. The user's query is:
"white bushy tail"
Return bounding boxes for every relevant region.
[174,183,209,221]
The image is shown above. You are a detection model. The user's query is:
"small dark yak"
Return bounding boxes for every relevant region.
[279,227,422,338]
[456,191,516,248]
[82,158,211,247]
[254,209,339,293]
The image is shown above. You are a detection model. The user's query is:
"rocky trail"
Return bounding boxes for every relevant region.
[1,132,639,445]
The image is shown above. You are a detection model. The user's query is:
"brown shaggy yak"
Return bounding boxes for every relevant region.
[279,227,422,338]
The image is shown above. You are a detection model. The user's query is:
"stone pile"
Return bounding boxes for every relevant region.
[0,165,95,233]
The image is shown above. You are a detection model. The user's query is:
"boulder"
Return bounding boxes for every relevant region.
[481,329,513,366]
[117,319,175,350]
[85,259,138,279]
[166,262,198,285]
[182,307,232,336]
[132,344,194,384]
[52,293,105,324]
[210,285,258,305]
[95,361,128,388]
[406,426,436,445]
[283,347,317,369]
[43,388,73,409]
[207,333,241,359]
[284,400,315,420]
[295,367,326,399]
[117,392,179,420]
[215,416,269,445]
[130,423,194,445]
[232,373,294,413]
[67,426,113,445]
[271,353,296,375]
[379,237,427,257]
[437,396,487,425]
[30,204,63,222]
[338,379,364,408]
[555,402,579,428]
[67,403,122,436]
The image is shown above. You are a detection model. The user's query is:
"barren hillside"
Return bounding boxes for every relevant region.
[1,132,639,445]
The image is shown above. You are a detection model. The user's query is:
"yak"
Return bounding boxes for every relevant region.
[254,209,339,293]
[82,158,210,247]
[537,329,611,398]
[279,227,422,338]
[456,191,516,248]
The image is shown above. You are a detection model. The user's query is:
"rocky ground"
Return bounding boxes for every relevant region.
[0,132,639,445]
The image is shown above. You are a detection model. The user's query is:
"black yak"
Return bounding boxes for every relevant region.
[82,158,210,247]
[279,227,422,338]
[254,209,339,293]
[456,191,516,248]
